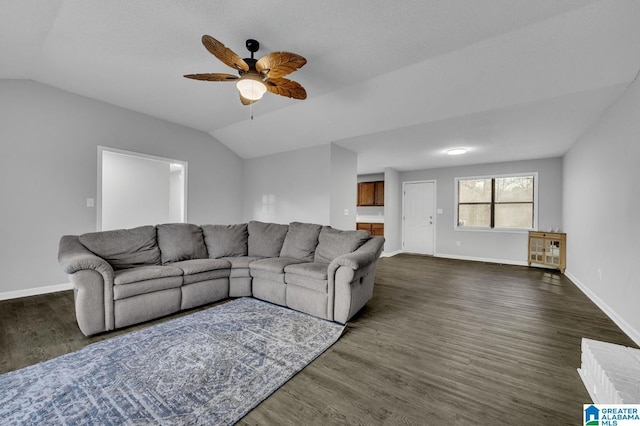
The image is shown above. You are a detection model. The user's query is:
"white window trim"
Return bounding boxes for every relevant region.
[454,172,539,233]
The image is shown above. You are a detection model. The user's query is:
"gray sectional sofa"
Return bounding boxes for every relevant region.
[58,221,385,336]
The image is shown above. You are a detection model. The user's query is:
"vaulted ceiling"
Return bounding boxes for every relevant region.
[2,0,639,173]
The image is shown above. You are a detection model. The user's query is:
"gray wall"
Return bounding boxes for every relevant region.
[329,144,357,230]
[400,157,563,264]
[563,77,640,344]
[243,145,331,225]
[383,168,402,253]
[243,144,358,228]
[0,80,244,296]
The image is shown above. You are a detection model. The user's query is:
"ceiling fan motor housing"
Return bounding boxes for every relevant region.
[246,39,260,57]
[239,58,263,79]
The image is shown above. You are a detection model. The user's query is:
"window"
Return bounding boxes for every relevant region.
[455,173,536,230]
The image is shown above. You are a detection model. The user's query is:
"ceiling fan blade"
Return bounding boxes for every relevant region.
[256,52,306,79]
[201,35,249,72]
[265,78,307,100]
[240,94,257,106]
[183,73,239,82]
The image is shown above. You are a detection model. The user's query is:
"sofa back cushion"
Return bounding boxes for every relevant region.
[279,222,322,261]
[156,223,208,264]
[201,224,248,258]
[247,221,289,258]
[79,225,161,269]
[314,226,371,263]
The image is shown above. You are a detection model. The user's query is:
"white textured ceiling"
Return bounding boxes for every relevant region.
[2,0,640,173]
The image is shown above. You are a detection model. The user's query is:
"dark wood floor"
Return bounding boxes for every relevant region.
[1,254,636,425]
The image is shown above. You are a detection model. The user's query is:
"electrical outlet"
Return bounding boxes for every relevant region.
[343,209,349,216]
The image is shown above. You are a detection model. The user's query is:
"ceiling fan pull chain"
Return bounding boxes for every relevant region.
[250,102,254,120]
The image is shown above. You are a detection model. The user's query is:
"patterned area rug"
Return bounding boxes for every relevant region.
[0,297,345,425]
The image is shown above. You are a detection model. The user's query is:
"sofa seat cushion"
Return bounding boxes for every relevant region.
[250,257,306,274]
[284,262,329,293]
[220,256,263,269]
[202,224,248,258]
[248,221,289,257]
[170,259,231,285]
[220,256,263,278]
[314,226,371,263]
[284,262,328,279]
[279,222,322,261]
[113,266,183,300]
[114,265,183,285]
[157,223,208,264]
[250,257,305,284]
[79,225,161,270]
[170,259,231,275]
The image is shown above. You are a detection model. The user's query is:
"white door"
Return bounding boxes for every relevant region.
[403,181,435,255]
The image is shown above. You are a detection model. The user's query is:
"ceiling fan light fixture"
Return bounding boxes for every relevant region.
[236,77,267,101]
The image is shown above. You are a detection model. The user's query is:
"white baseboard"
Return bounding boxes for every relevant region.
[381,250,402,258]
[566,270,640,347]
[0,283,72,301]
[433,252,528,267]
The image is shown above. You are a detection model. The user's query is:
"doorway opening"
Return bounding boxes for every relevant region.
[97,147,188,231]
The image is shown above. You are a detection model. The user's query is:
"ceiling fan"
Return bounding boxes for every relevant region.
[184,35,307,105]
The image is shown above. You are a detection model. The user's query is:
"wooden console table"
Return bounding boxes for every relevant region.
[528,231,566,273]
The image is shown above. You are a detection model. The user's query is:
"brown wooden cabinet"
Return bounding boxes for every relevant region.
[357,181,384,206]
[357,222,384,237]
[357,182,375,206]
[374,181,384,206]
[528,231,566,273]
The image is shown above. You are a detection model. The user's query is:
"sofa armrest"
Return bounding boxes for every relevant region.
[328,236,384,323]
[58,235,115,335]
[58,235,114,277]
[328,236,384,273]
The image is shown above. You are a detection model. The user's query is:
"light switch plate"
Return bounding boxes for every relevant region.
[86,198,95,207]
